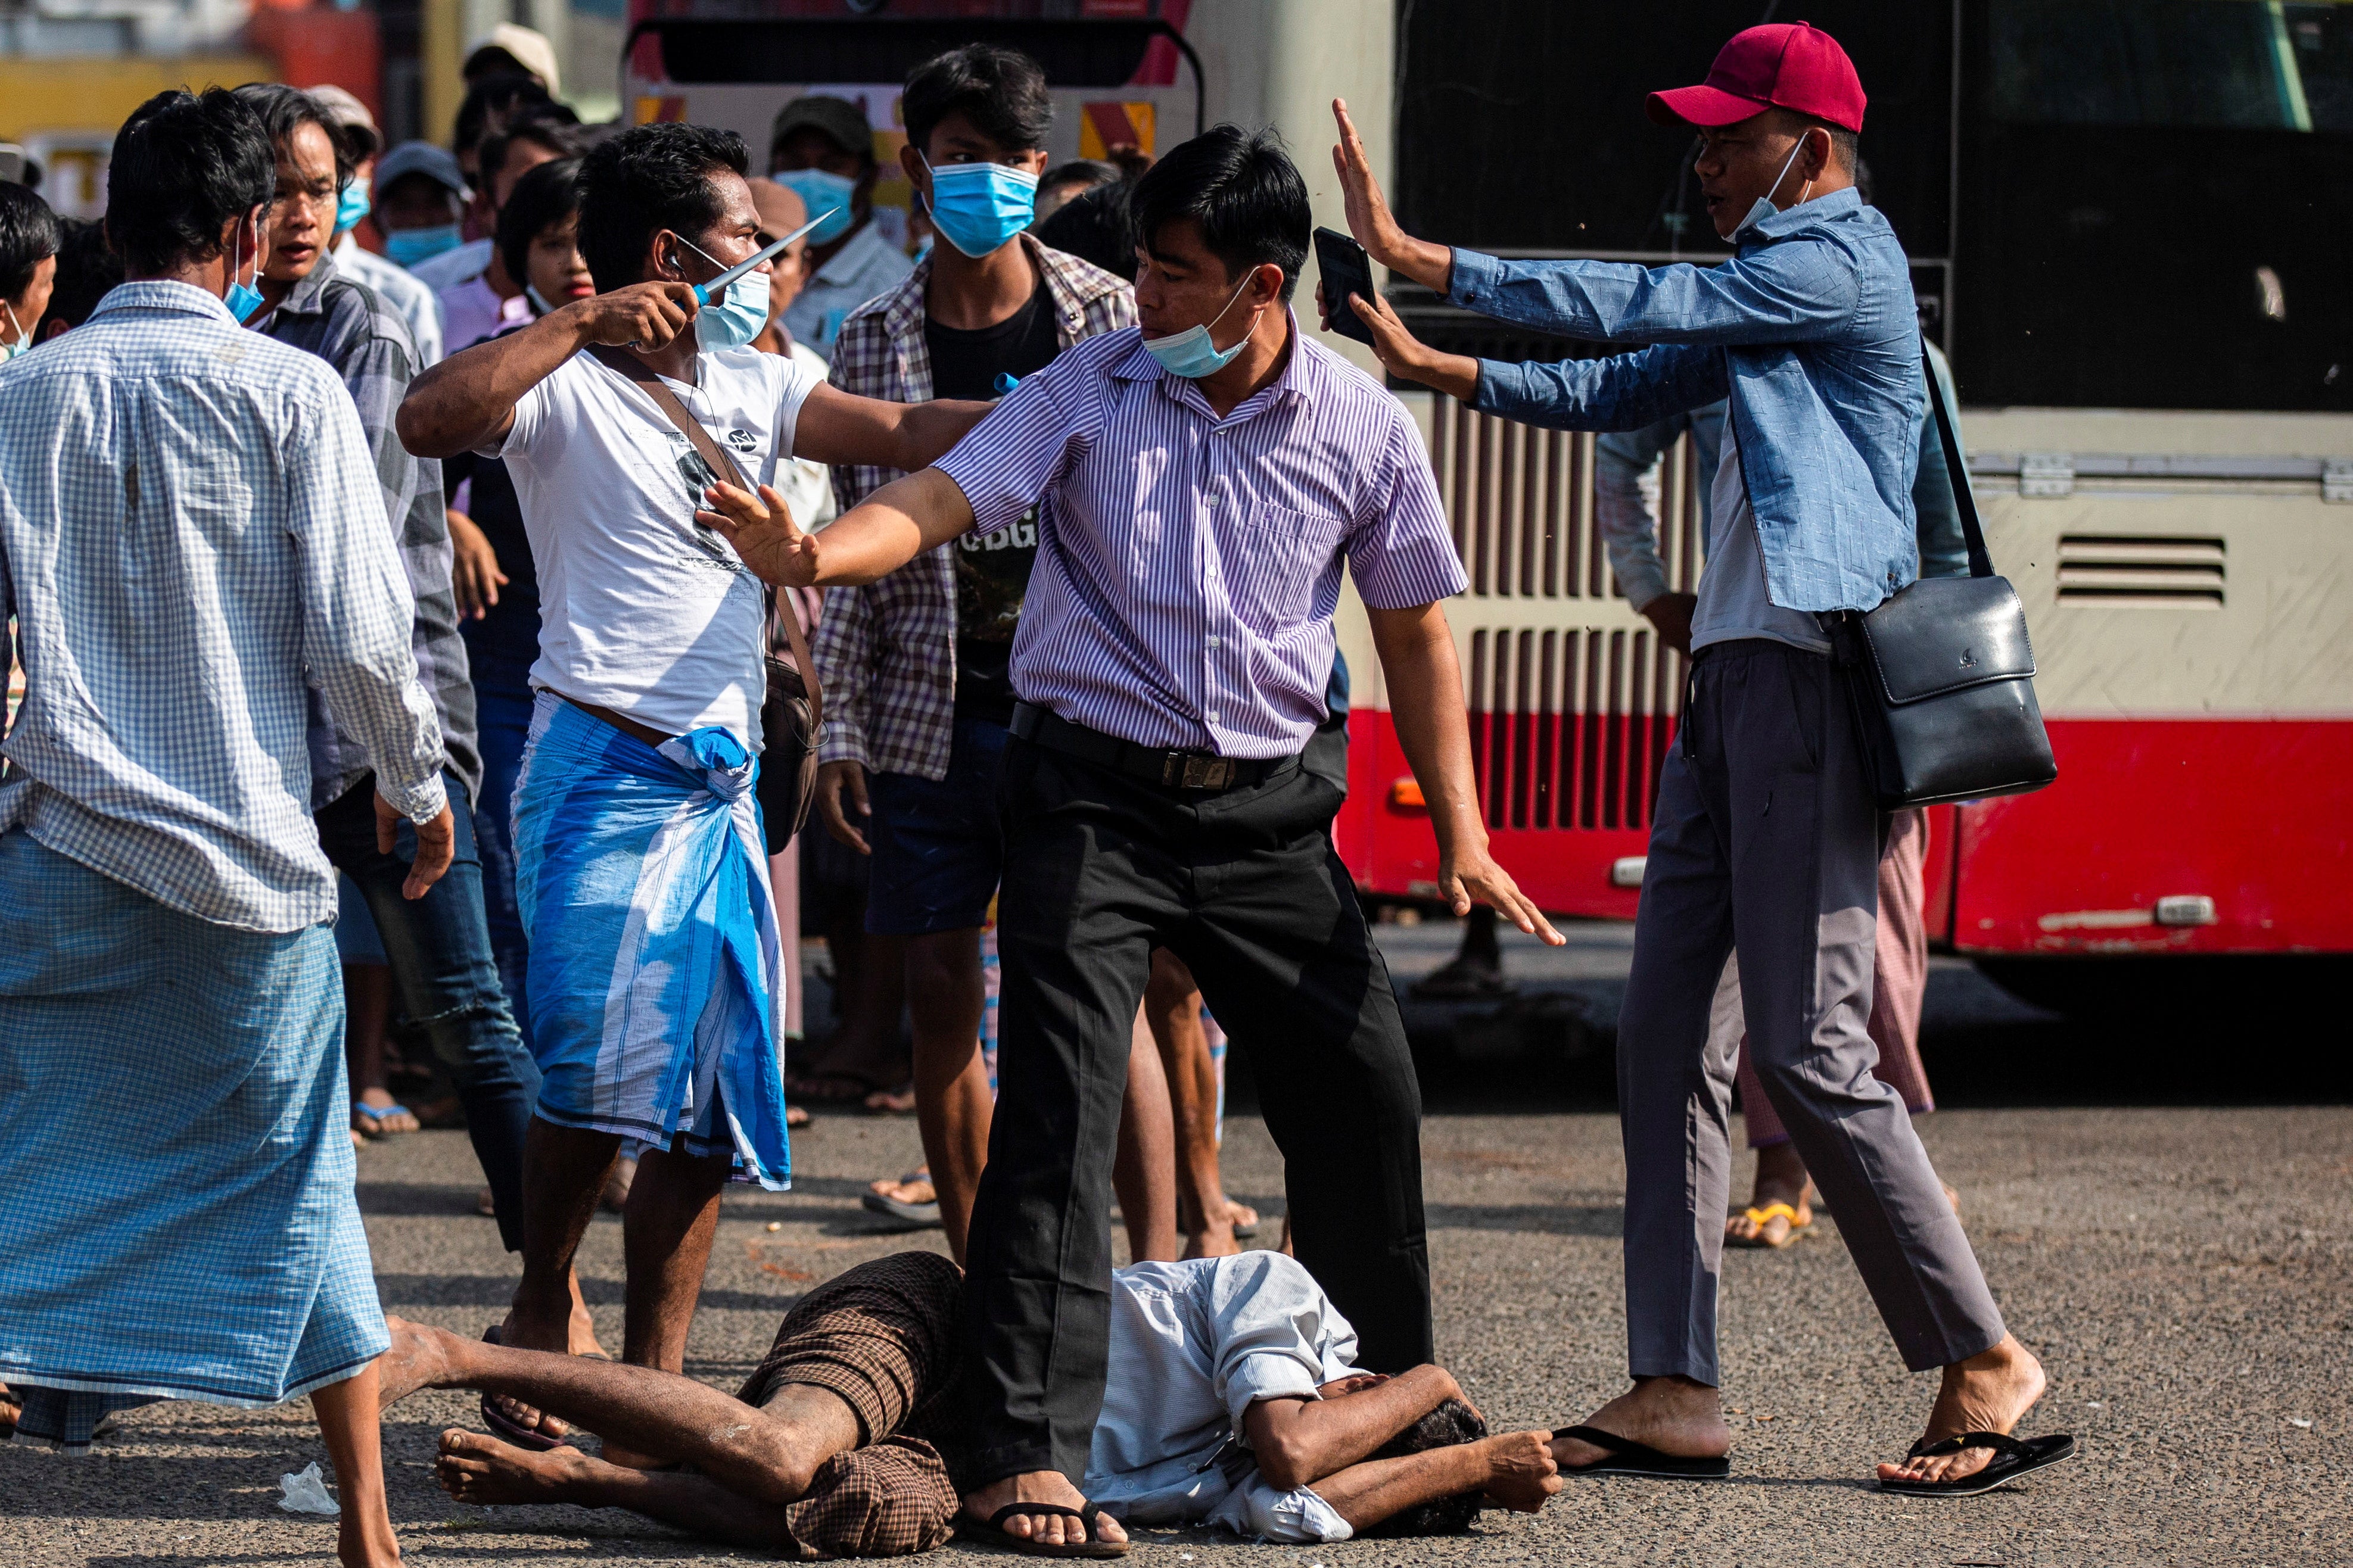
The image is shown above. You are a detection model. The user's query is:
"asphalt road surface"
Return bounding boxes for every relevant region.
[8,923,2346,1566]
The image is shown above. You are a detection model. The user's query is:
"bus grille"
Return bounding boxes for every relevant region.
[1467,626,1679,831]
[1426,400,1702,833]
[2056,535,2226,606]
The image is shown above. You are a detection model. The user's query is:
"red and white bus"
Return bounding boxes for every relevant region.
[618,0,2353,988]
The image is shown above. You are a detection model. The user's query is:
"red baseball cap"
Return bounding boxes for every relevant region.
[1646,21,1867,133]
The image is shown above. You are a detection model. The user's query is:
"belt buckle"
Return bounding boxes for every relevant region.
[1174,754,1232,790]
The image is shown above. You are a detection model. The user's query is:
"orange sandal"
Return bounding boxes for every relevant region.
[1726,1200,1810,1249]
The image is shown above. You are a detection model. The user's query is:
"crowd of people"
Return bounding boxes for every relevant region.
[0,17,2073,1566]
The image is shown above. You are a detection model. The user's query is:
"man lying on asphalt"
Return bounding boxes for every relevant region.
[378,1251,1560,1557]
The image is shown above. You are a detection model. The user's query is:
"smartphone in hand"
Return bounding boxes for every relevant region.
[1314,227,1378,347]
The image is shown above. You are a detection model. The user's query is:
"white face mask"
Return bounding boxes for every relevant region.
[1733,132,1817,239]
[0,301,28,361]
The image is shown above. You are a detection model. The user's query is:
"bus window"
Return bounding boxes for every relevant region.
[1958,0,2353,413]
[1988,0,2353,133]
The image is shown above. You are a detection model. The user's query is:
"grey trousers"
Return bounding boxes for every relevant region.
[1617,639,2006,1382]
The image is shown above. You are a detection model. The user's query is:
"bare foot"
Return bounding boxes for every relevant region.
[435,1427,601,1505]
[1551,1375,1731,1471]
[337,1510,403,1568]
[376,1316,463,1409]
[1479,1430,1564,1511]
[566,1272,608,1360]
[1875,1335,2047,1487]
[963,1470,1129,1551]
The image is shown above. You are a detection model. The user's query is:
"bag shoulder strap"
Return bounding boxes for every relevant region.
[1920,336,1994,580]
[586,344,822,730]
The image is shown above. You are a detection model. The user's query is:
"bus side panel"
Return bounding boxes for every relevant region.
[1342,707,1646,918]
[1952,717,2353,955]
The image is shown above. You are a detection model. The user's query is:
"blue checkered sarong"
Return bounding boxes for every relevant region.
[0,831,387,1441]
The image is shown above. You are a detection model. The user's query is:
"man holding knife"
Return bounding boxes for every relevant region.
[399,123,992,1458]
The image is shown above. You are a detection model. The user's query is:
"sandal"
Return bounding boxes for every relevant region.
[1553,1423,1730,1480]
[957,1501,1128,1558]
[1725,1201,1810,1249]
[351,1100,421,1137]
[477,1326,574,1451]
[863,1169,943,1230]
[1878,1430,2076,1497]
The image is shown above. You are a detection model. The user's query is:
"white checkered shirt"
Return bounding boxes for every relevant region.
[813,236,1135,779]
[0,281,447,934]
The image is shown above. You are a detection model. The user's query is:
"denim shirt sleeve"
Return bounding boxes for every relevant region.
[1472,340,1729,434]
[1449,242,1862,348]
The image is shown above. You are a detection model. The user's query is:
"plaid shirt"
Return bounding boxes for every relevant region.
[813,236,1135,778]
[254,249,480,808]
[0,282,446,933]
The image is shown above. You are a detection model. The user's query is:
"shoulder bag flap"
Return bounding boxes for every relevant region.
[1857,574,2036,706]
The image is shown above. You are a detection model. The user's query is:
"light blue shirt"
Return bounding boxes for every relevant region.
[0,282,446,933]
[1450,188,1925,615]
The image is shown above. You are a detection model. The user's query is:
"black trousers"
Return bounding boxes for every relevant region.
[960,736,1431,1486]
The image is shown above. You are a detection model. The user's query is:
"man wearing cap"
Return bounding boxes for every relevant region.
[768,95,913,359]
[465,21,563,101]
[1326,22,2071,1498]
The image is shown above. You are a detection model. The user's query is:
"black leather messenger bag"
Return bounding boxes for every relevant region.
[1825,347,2058,809]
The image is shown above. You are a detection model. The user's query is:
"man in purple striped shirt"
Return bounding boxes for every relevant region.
[699,126,1561,1553]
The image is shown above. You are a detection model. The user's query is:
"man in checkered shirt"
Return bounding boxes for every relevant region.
[808,45,1137,1258]
[232,82,546,1265]
[0,89,448,1562]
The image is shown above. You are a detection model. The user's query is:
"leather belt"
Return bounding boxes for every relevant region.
[1009,703,1294,793]
[559,692,670,749]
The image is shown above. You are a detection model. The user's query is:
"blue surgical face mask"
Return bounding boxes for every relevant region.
[1,301,30,361]
[774,168,856,245]
[677,236,772,353]
[1143,274,1263,380]
[335,174,371,238]
[922,155,1038,258]
[525,282,555,317]
[225,217,265,322]
[385,223,463,268]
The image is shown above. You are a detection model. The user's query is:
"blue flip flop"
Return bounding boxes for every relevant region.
[351,1101,418,1137]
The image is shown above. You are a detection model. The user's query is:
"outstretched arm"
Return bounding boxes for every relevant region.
[1303,1430,1561,1531]
[397,282,698,459]
[1243,1367,1459,1490]
[790,379,995,476]
[1368,602,1564,945]
[696,466,977,588]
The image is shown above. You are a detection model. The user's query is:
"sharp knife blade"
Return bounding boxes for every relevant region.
[692,210,839,304]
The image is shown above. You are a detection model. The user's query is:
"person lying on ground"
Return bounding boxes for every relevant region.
[377,1250,1558,1558]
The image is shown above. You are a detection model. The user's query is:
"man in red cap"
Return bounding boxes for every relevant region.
[1322,21,2073,1499]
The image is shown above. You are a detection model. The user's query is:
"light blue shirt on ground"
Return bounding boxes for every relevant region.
[1450,188,1926,615]
[0,281,447,934]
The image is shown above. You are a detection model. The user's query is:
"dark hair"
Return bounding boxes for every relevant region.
[455,72,554,159]
[1031,177,1137,280]
[0,181,63,303]
[1356,1399,1488,1538]
[578,123,748,294]
[1132,124,1309,301]
[233,82,354,194]
[499,156,583,295]
[478,108,591,199]
[33,218,123,335]
[901,45,1054,156]
[1042,158,1122,195]
[107,88,276,275]
[1770,107,1860,174]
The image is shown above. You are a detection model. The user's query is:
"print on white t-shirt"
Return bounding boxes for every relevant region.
[484,346,824,747]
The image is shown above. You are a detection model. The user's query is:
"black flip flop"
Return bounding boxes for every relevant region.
[956,1501,1128,1558]
[1877,1430,2076,1497]
[1554,1423,1731,1480]
[477,1326,574,1451]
